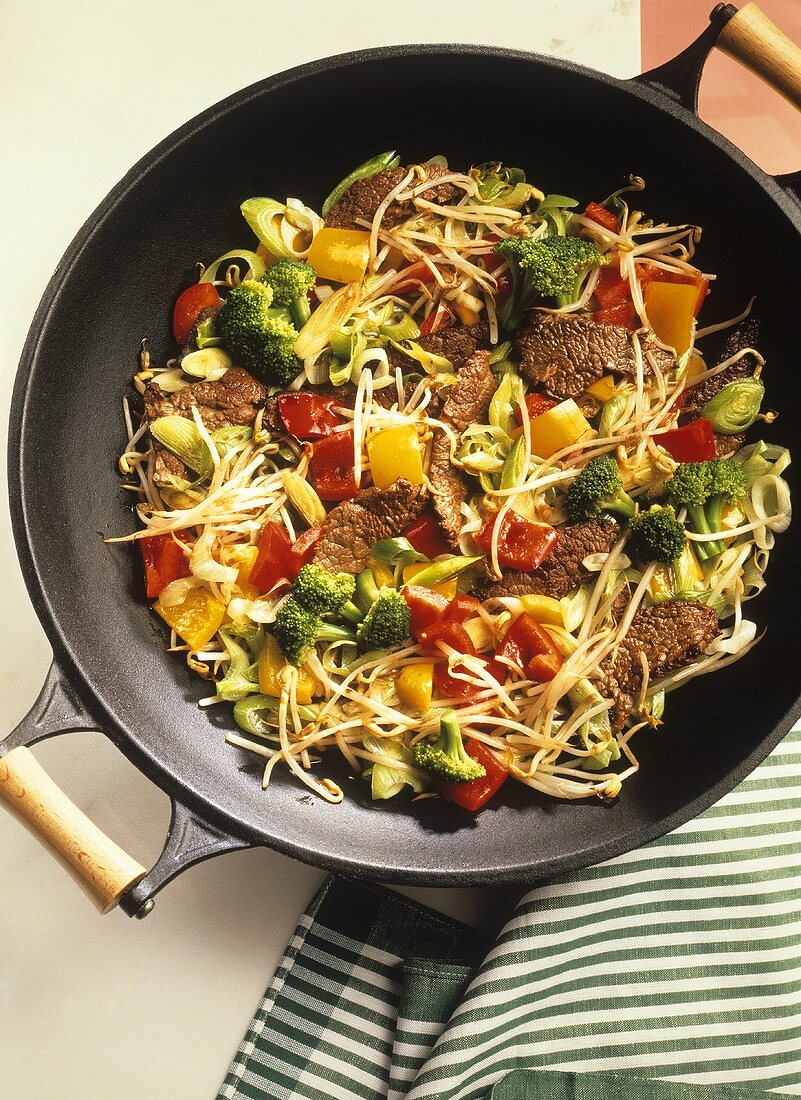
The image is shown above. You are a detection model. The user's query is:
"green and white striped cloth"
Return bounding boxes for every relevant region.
[218,726,801,1100]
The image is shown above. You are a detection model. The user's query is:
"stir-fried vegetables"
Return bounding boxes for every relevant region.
[115,151,791,811]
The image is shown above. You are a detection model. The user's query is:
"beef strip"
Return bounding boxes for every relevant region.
[387,321,490,374]
[144,366,267,482]
[323,164,460,230]
[476,518,621,600]
[312,479,428,574]
[428,350,496,548]
[428,432,466,548]
[681,319,760,418]
[596,600,721,731]
[679,319,760,459]
[515,313,674,400]
[714,431,746,457]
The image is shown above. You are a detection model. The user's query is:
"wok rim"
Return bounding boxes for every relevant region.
[8,43,801,886]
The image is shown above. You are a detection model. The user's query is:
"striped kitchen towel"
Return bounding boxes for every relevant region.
[218,725,801,1099]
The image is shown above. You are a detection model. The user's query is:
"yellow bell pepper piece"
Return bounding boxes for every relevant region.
[648,565,673,604]
[721,501,746,530]
[402,562,458,601]
[258,635,318,705]
[645,281,698,356]
[221,544,260,600]
[307,227,370,283]
[519,594,564,626]
[154,587,226,650]
[530,399,594,459]
[454,302,481,325]
[684,354,706,384]
[397,663,434,712]
[367,557,395,589]
[586,375,616,401]
[367,424,424,490]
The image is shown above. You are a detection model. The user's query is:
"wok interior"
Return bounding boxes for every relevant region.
[17,51,801,881]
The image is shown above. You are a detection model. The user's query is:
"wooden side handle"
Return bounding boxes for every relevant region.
[0,746,146,914]
[717,3,801,111]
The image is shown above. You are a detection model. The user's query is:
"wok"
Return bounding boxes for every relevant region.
[2,3,801,918]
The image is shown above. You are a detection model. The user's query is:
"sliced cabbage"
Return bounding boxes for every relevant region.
[362,735,427,800]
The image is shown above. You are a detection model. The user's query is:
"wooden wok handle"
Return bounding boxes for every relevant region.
[716,3,801,111]
[0,745,146,914]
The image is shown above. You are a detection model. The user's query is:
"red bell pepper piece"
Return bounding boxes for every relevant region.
[496,613,564,682]
[403,585,452,639]
[289,525,323,579]
[528,652,563,682]
[584,201,621,233]
[419,302,454,335]
[436,738,508,811]
[402,514,451,560]
[418,620,476,653]
[594,262,708,322]
[393,258,442,294]
[250,521,293,593]
[476,512,560,573]
[140,533,191,598]
[172,283,221,344]
[448,594,483,624]
[277,393,341,440]
[593,300,639,329]
[417,621,481,700]
[658,417,716,463]
[515,392,558,424]
[310,429,360,501]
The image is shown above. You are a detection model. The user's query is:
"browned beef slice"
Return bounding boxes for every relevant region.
[516,314,630,399]
[596,600,721,731]
[714,432,746,457]
[323,164,460,230]
[427,350,495,549]
[387,321,491,374]
[312,479,428,574]
[144,366,267,481]
[428,431,467,550]
[440,350,495,432]
[682,319,760,418]
[516,313,673,401]
[476,518,621,600]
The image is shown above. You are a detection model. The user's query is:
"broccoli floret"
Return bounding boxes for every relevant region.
[218,279,303,386]
[356,589,411,653]
[413,710,486,784]
[629,504,687,564]
[667,459,747,560]
[261,259,317,329]
[565,455,635,522]
[493,234,608,329]
[292,564,356,616]
[272,596,355,666]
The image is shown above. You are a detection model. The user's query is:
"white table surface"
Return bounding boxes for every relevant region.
[0,4,639,1097]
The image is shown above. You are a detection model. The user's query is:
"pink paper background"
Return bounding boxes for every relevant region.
[642,0,801,174]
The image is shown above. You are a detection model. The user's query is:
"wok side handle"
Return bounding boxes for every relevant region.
[0,660,146,913]
[0,746,147,914]
[1,659,253,917]
[716,3,801,111]
[118,800,253,919]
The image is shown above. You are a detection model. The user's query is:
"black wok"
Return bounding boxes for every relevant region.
[3,5,801,916]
